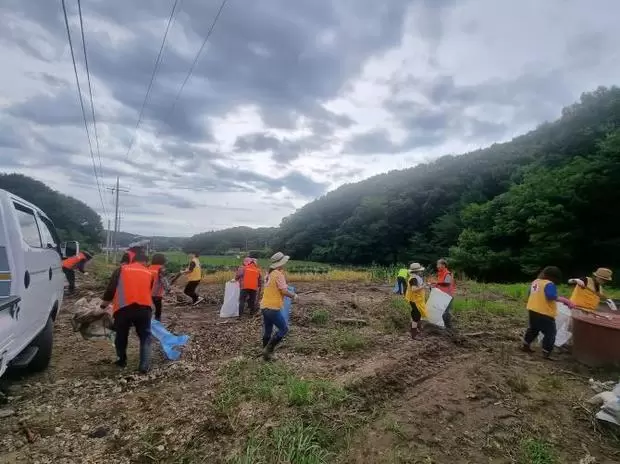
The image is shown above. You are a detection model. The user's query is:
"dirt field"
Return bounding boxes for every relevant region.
[1,279,619,463]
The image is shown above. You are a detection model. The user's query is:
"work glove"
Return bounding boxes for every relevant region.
[292,293,299,302]
[606,299,617,311]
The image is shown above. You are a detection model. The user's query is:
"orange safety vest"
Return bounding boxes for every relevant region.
[437,268,455,296]
[148,264,165,298]
[242,264,260,290]
[112,262,154,313]
[62,252,86,270]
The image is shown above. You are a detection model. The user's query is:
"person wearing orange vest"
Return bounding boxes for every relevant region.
[120,245,143,265]
[100,250,154,373]
[432,258,456,333]
[62,251,93,293]
[522,266,575,360]
[235,257,263,316]
[149,253,171,321]
[260,252,297,361]
[568,268,613,312]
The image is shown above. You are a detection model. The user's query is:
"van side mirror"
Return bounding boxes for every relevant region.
[61,241,80,259]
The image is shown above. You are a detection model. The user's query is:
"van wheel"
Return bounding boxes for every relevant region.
[28,317,54,372]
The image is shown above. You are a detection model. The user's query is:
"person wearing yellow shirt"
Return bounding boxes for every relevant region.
[568,267,613,312]
[260,252,297,361]
[404,263,427,340]
[183,252,204,306]
[522,266,575,360]
[396,267,408,295]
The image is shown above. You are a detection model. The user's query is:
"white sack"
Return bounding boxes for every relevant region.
[424,288,452,328]
[220,281,240,318]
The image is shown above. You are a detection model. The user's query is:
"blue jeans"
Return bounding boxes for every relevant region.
[262,309,289,346]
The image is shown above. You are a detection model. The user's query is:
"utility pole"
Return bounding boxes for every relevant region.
[105,218,111,263]
[106,177,129,263]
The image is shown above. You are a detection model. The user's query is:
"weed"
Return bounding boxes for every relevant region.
[337,331,369,352]
[287,377,314,406]
[383,298,410,333]
[386,419,409,441]
[538,375,563,391]
[310,310,330,325]
[272,420,331,464]
[228,435,265,464]
[506,375,529,393]
[519,439,557,464]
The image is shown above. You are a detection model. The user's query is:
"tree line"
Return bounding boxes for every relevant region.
[268,86,620,281]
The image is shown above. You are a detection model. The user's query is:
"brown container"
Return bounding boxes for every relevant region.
[572,302,620,367]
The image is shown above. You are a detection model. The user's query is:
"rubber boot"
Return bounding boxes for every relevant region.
[263,337,282,362]
[115,346,127,368]
[138,339,152,373]
[410,323,419,340]
[542,350,554,361]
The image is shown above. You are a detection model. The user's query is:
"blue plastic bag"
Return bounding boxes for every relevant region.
[280,285,295,324]
[150,319,190,361]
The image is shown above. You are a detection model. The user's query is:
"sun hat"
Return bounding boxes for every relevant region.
[593,268,613,281]
[243,257,253,266]
[409,263,425,273]
[269,252,290,269]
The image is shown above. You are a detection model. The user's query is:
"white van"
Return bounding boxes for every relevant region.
[0,189,79,377]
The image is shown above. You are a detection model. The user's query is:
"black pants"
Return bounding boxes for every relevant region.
[184,281,200,303]
[410,301,422,323]
[397,276,407,295]
[153,297,163,321]
[443,299,454,330]
[114,307,152,368]
[524,310,556,353]
[63,267,75,292]
[239,289,258,315]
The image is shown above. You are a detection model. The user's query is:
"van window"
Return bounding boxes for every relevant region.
[13,203,42,248]
[37,215,60,250]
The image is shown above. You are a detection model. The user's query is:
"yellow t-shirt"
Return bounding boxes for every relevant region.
[187,257,201,282]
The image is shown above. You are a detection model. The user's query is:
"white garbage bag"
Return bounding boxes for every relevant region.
[424,288,452,328]
[554,302,572,347]
[220,281,240,318]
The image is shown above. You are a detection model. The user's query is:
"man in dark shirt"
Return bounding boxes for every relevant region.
[100,250,154,373]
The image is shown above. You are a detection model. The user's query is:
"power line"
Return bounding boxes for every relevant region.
[157,0,228,137]
[61,0,108,219]
[76,0,105,189]
[125,0,183,160]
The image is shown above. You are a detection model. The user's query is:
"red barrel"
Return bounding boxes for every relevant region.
[572,304,620,367]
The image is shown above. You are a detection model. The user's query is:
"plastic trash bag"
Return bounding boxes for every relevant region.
[393,282,399,294]
[220,281,240,318]
[151,319,190,361]
[281,285,295,324]
[554,302,572,347]
[71,297,114,341]
[424,288,451,328]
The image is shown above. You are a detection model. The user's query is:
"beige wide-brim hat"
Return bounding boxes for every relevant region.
[594,267,613,281]
[409,262,425,273]
[269,251,290,269]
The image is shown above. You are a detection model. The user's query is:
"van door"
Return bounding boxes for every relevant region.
[12,202,50,346]
[0,243,17,376]
[36,214,64,312]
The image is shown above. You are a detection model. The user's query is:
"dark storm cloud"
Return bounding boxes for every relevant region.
[4,0,411,176]
[210,164,328,198]
[233,132,331,163]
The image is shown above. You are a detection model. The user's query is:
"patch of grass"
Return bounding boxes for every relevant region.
[383,297,410,333]
[518,439,558,464]
[337,331,370,352]
[386,419,409,441]
[538,375,563,391]
[453,297,518,316]
[272,420,331,464]
[506,375,529,393]
[310,310,330,325]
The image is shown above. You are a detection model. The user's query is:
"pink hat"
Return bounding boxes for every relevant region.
[243,257,253,266]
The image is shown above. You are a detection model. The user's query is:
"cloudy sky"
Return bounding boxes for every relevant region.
[1,0,618,236]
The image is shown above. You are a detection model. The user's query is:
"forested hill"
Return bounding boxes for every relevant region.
[0,173,103,250]
[272,86,620,281]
